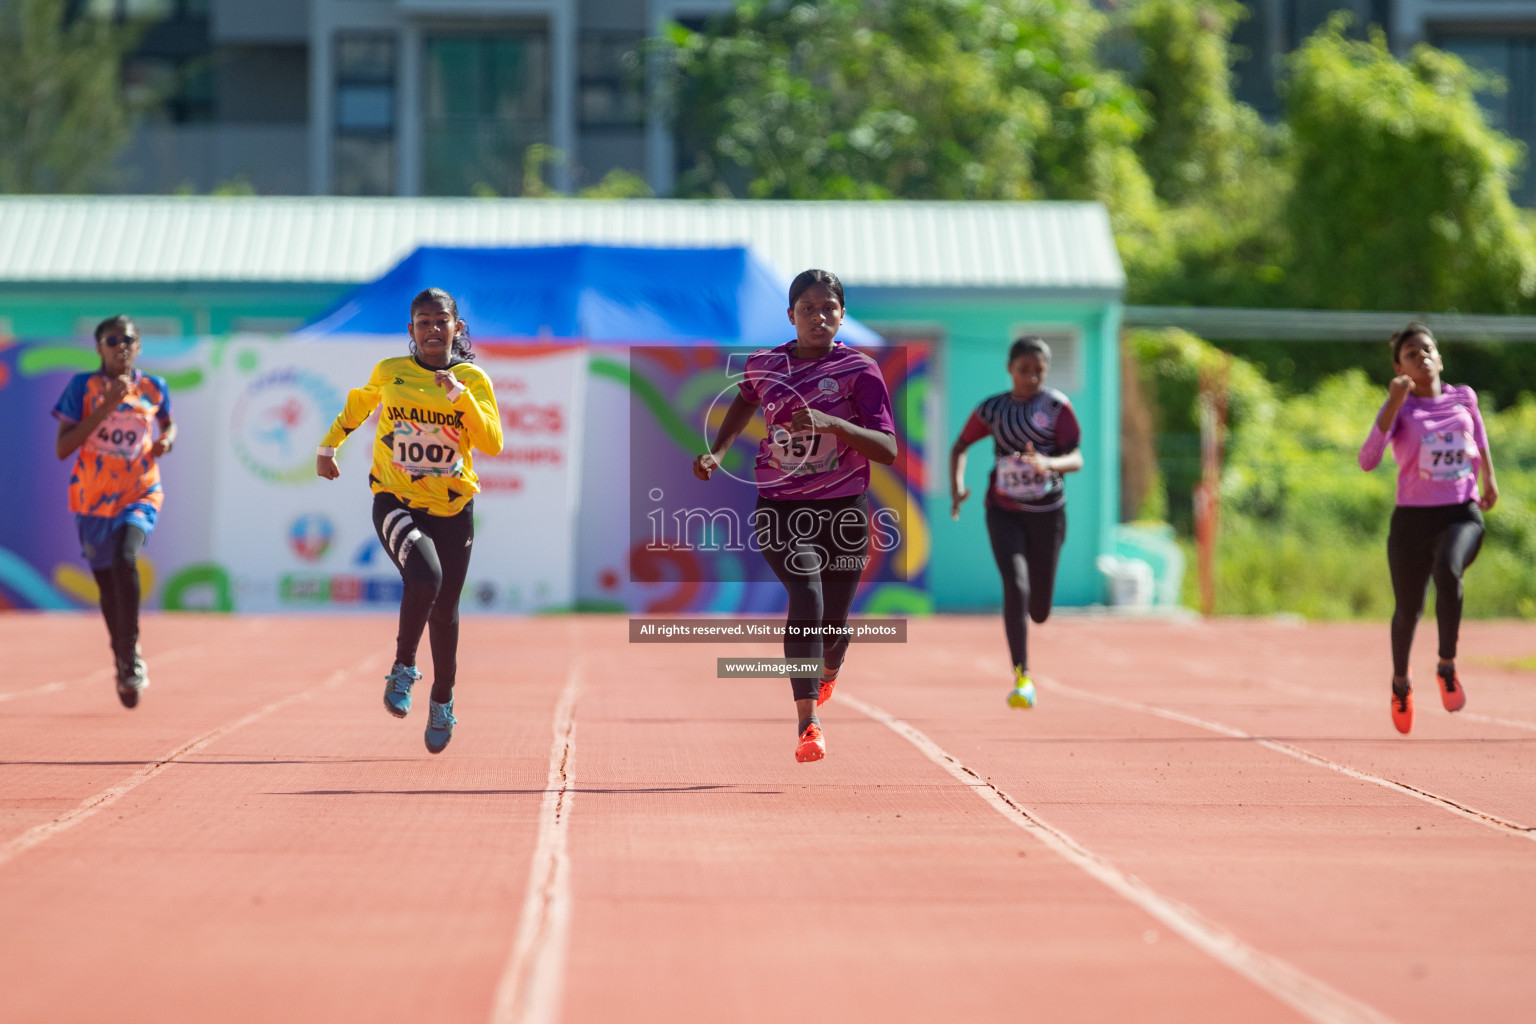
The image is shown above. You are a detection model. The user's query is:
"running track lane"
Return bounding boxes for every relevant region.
[0,614,573,1024]
[853,617,1536,1024]
[2,614,1534,1022]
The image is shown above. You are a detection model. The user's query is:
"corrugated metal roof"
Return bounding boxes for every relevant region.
[0,196,1123,292]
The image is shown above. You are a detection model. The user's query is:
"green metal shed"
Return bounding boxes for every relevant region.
[0,196,1124,609]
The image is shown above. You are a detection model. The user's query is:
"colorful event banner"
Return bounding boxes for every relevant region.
[1,337,928,615]
[573,343,931,616]
[1,338,585,614]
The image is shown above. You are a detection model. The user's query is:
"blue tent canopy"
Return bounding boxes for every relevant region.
[298,245,882,345]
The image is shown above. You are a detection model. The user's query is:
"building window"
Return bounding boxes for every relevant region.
[422,31,549,196]
[334,32,397,196]
[578,31,644,129]
[1433,33,1536,205]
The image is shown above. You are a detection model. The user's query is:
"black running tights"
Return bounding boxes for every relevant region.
[985,504,1066,673]
[755,493,870,703]
[1387,502,1484,678]
[373,494,474,703]
[92,525,146,666]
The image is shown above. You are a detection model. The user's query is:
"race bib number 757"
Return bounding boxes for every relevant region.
[768,428,839,476]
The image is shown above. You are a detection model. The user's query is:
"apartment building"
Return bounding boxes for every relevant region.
[95,1,1536,200]
[98,0,735,197]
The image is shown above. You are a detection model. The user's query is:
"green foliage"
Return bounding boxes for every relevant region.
[1143,338,1536,619]
[1117,0,1288,306]
[663,0,1153,213]
[1284,16,1536,313]
[577,168,654,199]
[0,0,140,192]
[1126,0,1271,204]
[1127,327,1273,531]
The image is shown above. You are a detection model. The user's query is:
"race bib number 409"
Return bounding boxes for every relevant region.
[1418,431,1475,482]
[85,408,151,460]
[391,421,463,477]
[767,428,839,476]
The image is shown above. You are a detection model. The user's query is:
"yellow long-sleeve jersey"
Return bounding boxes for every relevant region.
[320,355,503,517]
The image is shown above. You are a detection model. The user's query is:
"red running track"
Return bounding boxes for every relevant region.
[1,612,1533,1023]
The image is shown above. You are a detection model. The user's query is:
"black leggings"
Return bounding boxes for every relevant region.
[755,492,870,702]
[1387,501,1484,678]
[93,525,146,667]
[373,493,474,703]
[985,504,1066,673]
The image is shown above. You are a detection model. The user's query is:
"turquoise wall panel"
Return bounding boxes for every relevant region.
[848,291,1121,611]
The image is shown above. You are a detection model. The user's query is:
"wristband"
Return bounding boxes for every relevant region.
[317,446,337,457]
[445,381,465,401]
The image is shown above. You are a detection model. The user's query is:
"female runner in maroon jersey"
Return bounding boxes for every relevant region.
[950,336,1083,708]
[693,269,897,762]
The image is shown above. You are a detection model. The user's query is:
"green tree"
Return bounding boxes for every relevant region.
[1118,0,1289,307]
[0,0,140,192]
[663,0,1154,209]
[1284,16,1536,313]
[1125,0,1270,204]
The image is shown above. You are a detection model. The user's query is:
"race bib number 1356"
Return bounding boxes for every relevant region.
[996,453,1053,501]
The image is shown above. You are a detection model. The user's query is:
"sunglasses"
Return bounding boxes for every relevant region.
[100,335,138,348]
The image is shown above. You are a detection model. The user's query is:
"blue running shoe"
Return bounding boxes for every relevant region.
[383,663,420,718]
[1007,667,1036,709]
[425,696,456,754]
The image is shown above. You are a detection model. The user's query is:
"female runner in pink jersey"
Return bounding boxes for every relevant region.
[1359,323,1499,734]
[692,269,897,763]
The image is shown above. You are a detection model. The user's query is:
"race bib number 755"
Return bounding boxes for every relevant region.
[1418,431,1475,482]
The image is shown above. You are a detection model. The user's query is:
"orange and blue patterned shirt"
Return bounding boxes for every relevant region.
[52,370,173,518]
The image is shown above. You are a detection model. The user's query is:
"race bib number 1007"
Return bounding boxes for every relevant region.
[391,421,463,477]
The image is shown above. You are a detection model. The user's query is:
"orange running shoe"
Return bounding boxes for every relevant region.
[1391,680,1414,735]
[795,721,826,763]
[817,665,839,706]
[1437,664,1466,712]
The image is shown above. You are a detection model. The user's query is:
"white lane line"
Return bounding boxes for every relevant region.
[840,690,1402,1024]
[491,662,581,1024]
[1036,674,1536,841]
[1152,655,1536,736]
[0,645,215,705]
[0,681,69,704]
[0,658,363,871]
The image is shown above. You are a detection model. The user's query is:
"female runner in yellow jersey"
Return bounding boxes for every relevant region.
[316,287,503,753]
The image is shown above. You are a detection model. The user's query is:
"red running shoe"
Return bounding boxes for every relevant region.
[1391,681,1414,735]
[795,722,826,763]
[817,665,839,706]
[1437,665,1466,712]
